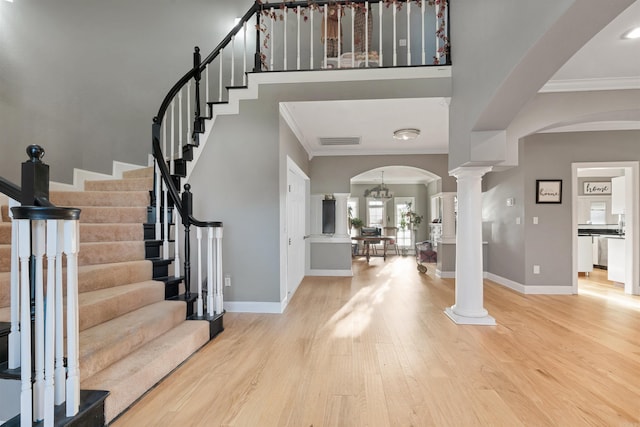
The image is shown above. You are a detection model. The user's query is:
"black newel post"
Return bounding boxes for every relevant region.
[254,2,262,72]
[182,184,193,298]
[193,46,204,136]
[21,144,49,206]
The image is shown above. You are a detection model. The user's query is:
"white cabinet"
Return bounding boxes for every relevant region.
[608,237,625,283]
[578,236,593,273]
[611,176,626,215]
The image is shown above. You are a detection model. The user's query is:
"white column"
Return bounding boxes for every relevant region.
[333,193,350,238]
[445,167,495,326]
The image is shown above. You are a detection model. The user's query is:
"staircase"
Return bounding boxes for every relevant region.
[0,167,211,424]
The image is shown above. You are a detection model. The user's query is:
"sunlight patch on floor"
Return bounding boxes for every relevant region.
[325,280,391,339]
[578,287,640,311]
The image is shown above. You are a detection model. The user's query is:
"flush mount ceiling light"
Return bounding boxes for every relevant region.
[393,128,420,141]
[622,27,640,39]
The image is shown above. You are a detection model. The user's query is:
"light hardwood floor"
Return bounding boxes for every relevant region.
[112,257,640,426]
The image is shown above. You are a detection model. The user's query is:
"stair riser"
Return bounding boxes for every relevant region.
[78,242,146,267]
[84,177,153,192]
[50,191,150,207]
[122,167,154,179]
[79,207,148,224]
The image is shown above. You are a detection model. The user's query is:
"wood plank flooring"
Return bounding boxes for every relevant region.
[112,257,640,426]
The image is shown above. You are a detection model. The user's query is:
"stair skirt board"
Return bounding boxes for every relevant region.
[0,165,221,424]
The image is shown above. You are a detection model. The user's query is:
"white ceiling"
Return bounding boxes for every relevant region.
[282,2,640,183]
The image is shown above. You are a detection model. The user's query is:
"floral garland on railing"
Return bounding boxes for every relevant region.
[255,0,448,69]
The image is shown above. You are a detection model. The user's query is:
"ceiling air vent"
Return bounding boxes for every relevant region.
[319,137,361,146]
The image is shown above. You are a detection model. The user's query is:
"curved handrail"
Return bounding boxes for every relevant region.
[0,176,21,201]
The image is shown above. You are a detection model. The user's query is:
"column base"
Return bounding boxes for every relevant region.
[445,307,496,326]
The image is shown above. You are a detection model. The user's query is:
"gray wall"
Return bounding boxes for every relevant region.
[483,129,640,288]
[0,0,253,183]
[310,154,454,194]
[310,243,352,270]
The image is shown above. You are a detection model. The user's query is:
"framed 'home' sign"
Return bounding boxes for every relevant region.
[583,181,611,195]
[536,179,562,204]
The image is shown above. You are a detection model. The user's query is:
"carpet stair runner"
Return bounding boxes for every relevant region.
[0,167,210,424]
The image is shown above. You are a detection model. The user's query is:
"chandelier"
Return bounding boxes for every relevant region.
[364,171,393,199]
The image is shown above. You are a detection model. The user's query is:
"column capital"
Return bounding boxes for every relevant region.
[449,166,493,180]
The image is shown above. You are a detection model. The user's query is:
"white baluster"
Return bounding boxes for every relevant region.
[44,220,57,427]
[64,220,80,417]
[162,112,168,158]
[379,3,383,65]
[243,21,247,86]
[421,0,425,65]
[178,90,183,160]
[296,6,301,70]
[393,2,397,66]
[163,180,169,259]
[310,8,314,69]
[365,2,369,66]
[155,163,161,240]
[33,220,46,421]
[337,5,341,67]
[207,227,214,316]
[283,7,288,71]
[174,209,181,277]
[407,1,411,65]
[214,227,224,315]
[187,80,192,142]
[8,198,20,369]
[219,49,223,102]
[197,227,203,317]
[231,35,236,87]
[170,99,175,175]
[323,5,327,67]
[18,219,32,427]
[205,64,210,104]
[270,8,274,71]
[54,221,65,405]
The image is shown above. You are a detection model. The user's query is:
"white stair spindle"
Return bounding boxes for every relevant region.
[163,180,169,259]
[187,81,192,142]
[219,49,223,102]
[155,163,161,240]
[8,198,20,369]
[283,7,288,71]
[231,35,236,87]
[54,221,65,405]
[44,220,57,427]
[420,0,427,65]
[162,114,168,159]
[393,3,397,66]
[174,209,181,277]
[243,22,247,86]
[170,99,175,175]
[297,6,301,70]
[379,3,383,65]
[207,227,214,316]
[270,8,274,71]
[197,227,203,317]
[64,220,80,417]
[33,220,46,421]
[323,5,327,67]
[178,90,183,160]
[337,5,341,67]
[365,2,369,66]
[18,219,32,427]
[310,8,314,69]
[214,227,224,315]
[205,64,210,104]
[407,1,411,65]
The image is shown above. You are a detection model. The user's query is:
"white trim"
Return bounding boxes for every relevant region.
[223,301,285,314]
[485,273,526,293]
[445,307,496,326]
[280,103,313,160]
[540,76,640,93]
[307,269,353,277]
[112,161,145,178]
[486,273,574,295]
[436,269,455,279]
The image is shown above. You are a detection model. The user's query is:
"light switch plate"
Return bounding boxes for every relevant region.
[533,216,539,224]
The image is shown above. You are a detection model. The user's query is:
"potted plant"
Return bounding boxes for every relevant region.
[350,217,364,231]
[399,202,423,255]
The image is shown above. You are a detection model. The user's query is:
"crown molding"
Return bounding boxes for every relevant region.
[540,76,640,93]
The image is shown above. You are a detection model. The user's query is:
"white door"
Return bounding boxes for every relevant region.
[287,167,306,297]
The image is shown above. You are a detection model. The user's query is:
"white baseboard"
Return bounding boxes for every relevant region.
[485,273,574,295]
[223,301,285,314]
[436,269,455,279]
[306,269,353,277]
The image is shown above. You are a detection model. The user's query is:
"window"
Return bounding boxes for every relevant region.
[395,197,415,248]
[366,199,385,228]
[590,201,607,225]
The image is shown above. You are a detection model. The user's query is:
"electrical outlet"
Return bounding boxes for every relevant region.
[533,216,539,225]
[533,265,540,274]
[516,217,521,225]
[399,39,407,47]
[224,274,231,287]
